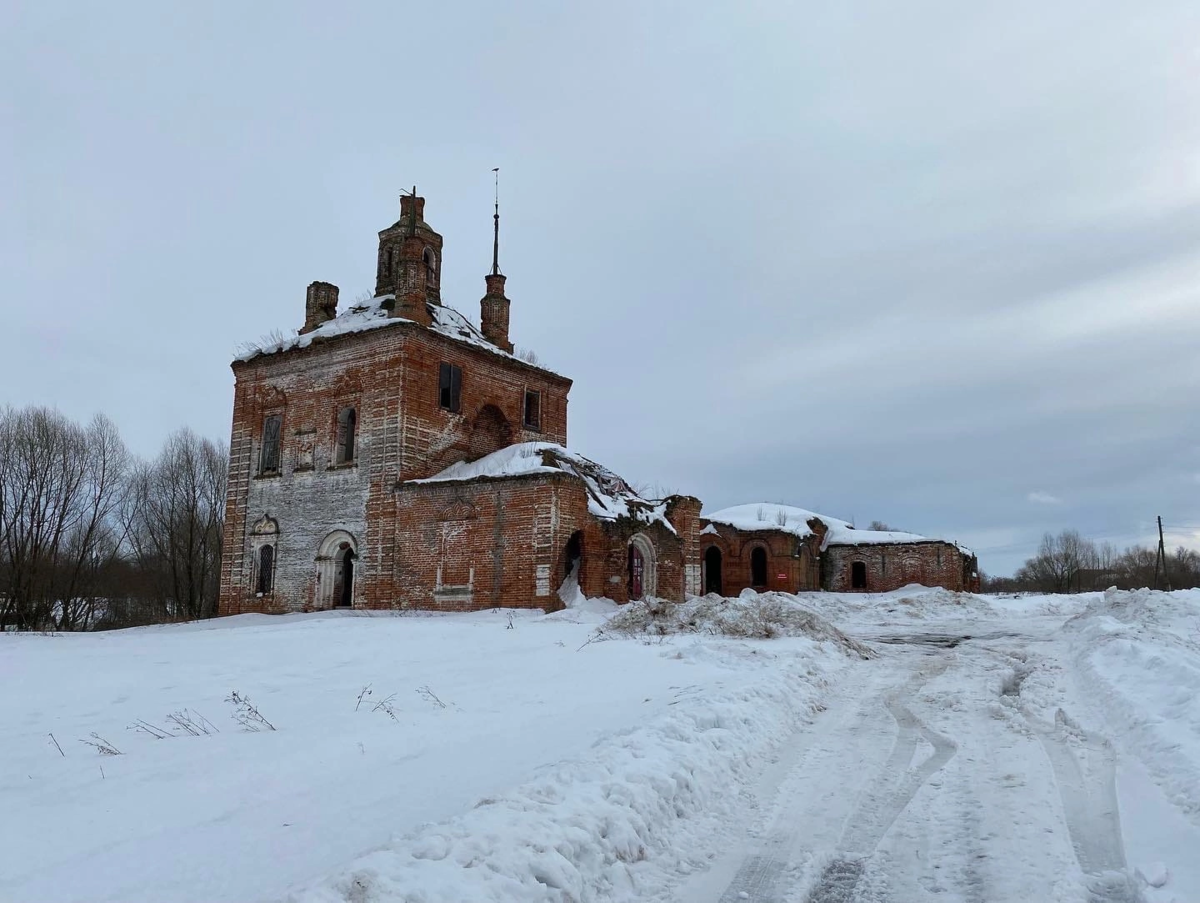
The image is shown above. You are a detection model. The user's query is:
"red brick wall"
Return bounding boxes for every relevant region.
[388,473,587,611]
[398,328,569,481]
[697,522,824,596]
[822,541,974,593]
[218,316,572,616]
[388,474,688,611]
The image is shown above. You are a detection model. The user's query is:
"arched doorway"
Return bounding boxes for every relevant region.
[627,533,657,601]
[703,546,723,595]
[338,548,355,608]
[751,546,768,587]
[316,531,359,609]
[851,561,867,590]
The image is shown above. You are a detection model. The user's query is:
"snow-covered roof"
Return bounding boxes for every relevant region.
[411,442,676,534]
[701,504,833,541]
[234,296,564,378]
[702,502,973,556]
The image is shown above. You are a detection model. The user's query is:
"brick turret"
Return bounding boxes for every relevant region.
[300,281,338,334]
[480,274,512,352]
[375,191,442,327]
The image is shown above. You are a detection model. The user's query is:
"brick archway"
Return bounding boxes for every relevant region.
[467,404,512,461]
[627,533,657,601]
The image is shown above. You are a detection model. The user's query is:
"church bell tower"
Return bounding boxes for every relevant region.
[375,190,443,327]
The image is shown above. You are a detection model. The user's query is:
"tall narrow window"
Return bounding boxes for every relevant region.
[257,545,274,594]
[259,415,282,475]
[751,547,768,586]
[335,407,357,464]
[424,247,437,284]
[523,389,541,430]
[439,362,462,413]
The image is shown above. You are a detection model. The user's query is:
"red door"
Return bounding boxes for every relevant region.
[628,545,644,600]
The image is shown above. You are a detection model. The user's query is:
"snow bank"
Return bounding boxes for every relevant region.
[1065,588,1200,819]
[604,591,872,657]
[285,632,854,903]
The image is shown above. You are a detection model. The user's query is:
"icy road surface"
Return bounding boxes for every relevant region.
[685,592,1200,903]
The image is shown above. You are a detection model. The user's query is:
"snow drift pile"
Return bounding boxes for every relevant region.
[603,591,872,657]
[1065,587,1200,819]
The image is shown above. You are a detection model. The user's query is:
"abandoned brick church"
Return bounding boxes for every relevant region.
[217,194,979,616]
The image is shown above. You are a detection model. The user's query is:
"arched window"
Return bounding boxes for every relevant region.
[423,247,437,284]
[751,547,768,587]
[851,561,867,590]
[336,407,357,464]
[257,545,274,595]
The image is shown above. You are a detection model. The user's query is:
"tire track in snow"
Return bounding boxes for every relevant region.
[802,683,958,903]
[1023,708,1143,903]
[714,676,897,903]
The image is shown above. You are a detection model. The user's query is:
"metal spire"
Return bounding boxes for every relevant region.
[491,168,501,276]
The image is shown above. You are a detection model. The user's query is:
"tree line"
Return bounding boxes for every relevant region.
[0,406,226,631]
[982,528,1200,593]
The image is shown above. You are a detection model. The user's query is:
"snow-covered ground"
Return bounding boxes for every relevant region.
[3,587,1199,902]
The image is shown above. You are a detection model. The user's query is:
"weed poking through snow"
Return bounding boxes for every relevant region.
[417,685,448,709]
[79,733,122,755]
[372,693,399,722]
[355,684,373,711]
[225,691,276,732]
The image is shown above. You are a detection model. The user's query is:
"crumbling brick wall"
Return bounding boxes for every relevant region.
[218,316,571,616]
[822,541,972,593]
[696,521,825,596]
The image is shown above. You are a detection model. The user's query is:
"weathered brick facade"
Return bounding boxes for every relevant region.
[822,541,978,593]
[218,192,977,618]
[697,520,826,597]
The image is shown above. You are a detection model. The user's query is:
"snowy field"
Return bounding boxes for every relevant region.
[3,588,1199,902]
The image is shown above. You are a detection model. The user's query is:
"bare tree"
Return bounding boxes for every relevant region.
[126,429,227,621]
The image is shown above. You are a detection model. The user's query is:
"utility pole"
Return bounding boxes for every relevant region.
[1154,515,1171,591]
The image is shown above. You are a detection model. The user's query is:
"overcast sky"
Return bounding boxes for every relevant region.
[4,2,1200,575]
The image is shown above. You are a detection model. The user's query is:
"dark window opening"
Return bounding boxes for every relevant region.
[336,407,357,464]
[565,531,582,580]
[423,248,437,284]
[259,414,282,474]
[704,546,723,595]
[439,362,462,412]
[851,561,867,589]
[523,389,541,430]
[384,247,393,276]
[257,545,274,594]
[337,545,356,608]
[751,547,768,587]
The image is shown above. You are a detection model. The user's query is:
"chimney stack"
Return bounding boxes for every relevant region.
[301,281,339,334]
[480,274,512,352]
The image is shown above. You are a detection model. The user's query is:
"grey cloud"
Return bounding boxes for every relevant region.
[3,1,1198,576]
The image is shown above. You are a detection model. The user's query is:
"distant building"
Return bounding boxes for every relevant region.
[217,194,976,616]
[699,504,979,596]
